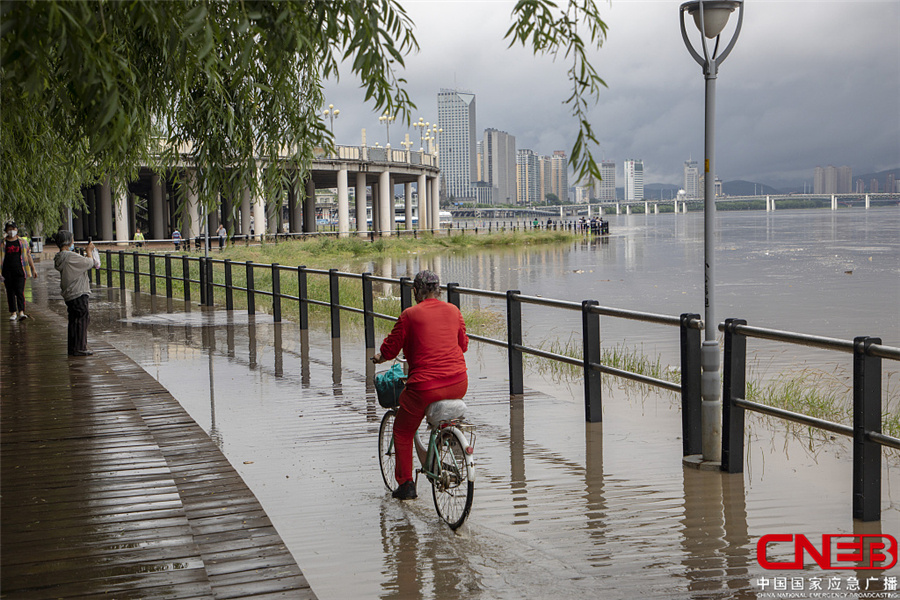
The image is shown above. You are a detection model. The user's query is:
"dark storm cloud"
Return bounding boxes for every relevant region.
[323,1,900,188]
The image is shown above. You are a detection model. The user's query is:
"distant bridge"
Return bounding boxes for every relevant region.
[450,193,899,219]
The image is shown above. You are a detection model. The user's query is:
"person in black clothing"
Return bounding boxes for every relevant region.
[1,221,38,321]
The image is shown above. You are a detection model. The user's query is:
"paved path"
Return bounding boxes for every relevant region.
[1,305,317,599]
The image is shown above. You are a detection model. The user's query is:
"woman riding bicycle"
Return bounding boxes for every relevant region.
[372,270,468,500]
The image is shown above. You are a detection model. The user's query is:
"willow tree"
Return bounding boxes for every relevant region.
[1,0,608,228]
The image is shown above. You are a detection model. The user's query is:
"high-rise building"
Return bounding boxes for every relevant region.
[856,179,865,193]
[870,179,879,193]
[887,173,896,194]
[483,129,517,205]
[437,89,477,202]
[684,160,700,199]
[516,149,540,205]
[597,161,616,201]
[550,151,569,202]
[838,166,852,193]
[825,166,838,194]
[814,166,825,194]
[476,140,483,182]
[624,159,644,201]
[539,155,553,202]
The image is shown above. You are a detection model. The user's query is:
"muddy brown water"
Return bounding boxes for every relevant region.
[23,207,900,599]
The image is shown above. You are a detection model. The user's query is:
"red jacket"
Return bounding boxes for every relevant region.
[379,298,468,390]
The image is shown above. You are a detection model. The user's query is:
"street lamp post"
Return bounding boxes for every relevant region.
[680,0,744,463]
[379,112,395,148]
[413,117,426,150]
[323,104,340,136]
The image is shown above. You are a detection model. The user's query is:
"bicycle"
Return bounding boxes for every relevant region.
[378,389,477,530]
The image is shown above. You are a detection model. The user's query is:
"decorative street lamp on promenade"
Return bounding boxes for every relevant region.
[413,117,427,150]
[379,112,395,148]
[679,0,744,464]
[323,104,339,136]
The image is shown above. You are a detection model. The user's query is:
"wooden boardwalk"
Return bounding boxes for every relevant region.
[1,306,317,599]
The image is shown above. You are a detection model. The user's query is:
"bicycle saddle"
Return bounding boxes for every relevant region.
[425,399,467,427]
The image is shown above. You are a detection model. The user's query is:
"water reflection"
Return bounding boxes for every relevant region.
[679,469,753,598]
[274,323,283,378]
[583,421,607,564]
[203,325,223,449]
[331,337,343,396]
[379,507,423,600]
[509,394,529,525]
[300,329,310,386]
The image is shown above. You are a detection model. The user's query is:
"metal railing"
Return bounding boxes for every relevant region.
[720,319,900,522]
[94,250,900,522]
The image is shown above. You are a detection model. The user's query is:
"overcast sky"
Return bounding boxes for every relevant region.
[323,0,900,188]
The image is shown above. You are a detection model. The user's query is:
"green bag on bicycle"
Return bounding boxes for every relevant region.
[375,363,405,409]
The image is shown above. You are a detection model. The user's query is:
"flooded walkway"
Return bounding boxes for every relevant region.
[4,260,898,599]
[0,303,317,599]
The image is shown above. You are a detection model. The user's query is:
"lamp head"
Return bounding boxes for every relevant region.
[683,0,740,38]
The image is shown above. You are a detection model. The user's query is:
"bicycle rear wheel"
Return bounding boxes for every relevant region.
[431,428,474,530]
[378,409,398,492]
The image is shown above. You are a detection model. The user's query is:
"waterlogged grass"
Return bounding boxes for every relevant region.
[524,335,679,389]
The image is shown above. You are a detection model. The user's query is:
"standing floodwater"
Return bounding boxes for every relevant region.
[33,207,899,599]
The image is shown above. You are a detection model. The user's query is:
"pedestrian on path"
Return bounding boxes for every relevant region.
[2,221,38,321]
[217,224,227,250]
[133,228,144,248]
[53,230,99,356]
[172,228,182,251]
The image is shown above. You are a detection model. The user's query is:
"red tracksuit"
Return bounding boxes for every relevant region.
[379,298,468,484]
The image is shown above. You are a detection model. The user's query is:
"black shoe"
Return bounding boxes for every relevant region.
[392,480,417,500]
[71,350,94,356]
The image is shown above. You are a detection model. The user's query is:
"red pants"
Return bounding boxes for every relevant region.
[393,379,468,485]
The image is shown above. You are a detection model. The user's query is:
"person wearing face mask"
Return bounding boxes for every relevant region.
[1,221,38,321]
[53,230,99,356]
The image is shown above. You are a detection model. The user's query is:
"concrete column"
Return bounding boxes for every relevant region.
[115,184,129,245]
[98,179,114,241]
[683,202,688,214]
[431,175,440,231]
[865,194,870,209]
[85,186,97,238]
[831,194,837,210]
[150,173,165,240]
[404,182,413,231]
[337,168,349,238]
[378,170,392,236]
[253,187,267,240]
[355,172,367,236]
[644,201,648,214]
[288,179,300,233]
[184,170,199,239]
[240,187,252,236]
[417,174,428,231]
[615,203,621,215]
[626,205,632,215]
[73,204,84,241]
[304,178,316,233]
[127,191,136,236]
[598,206,603,217]
[654,204,659,214]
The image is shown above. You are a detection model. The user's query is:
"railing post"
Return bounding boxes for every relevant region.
[118,251,125,290]
[329,268,340,338]
[272,264,282,322]
[149,254,157,296]
[199,258,207,306]
[506,290,524,396]
[362,272,375,349]
[298,266,308,330]
[182,255,191,303]
[447,282,460,308]
[164,254,173,298]
[853,336,882,522]
[224,259,233,310]
[721,318,747,473]
[206,259,214,307]
[105,249,113,288]
[581,300,602,422]
[246,261,255,314]
[680,313,702,456]
[133,252,141,294]
[399,276,412,311]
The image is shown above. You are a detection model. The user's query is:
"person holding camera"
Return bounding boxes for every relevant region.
[53,231,99,356]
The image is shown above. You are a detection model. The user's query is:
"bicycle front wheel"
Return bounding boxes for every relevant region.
[431,428,474,530]
[378,409,399,493]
